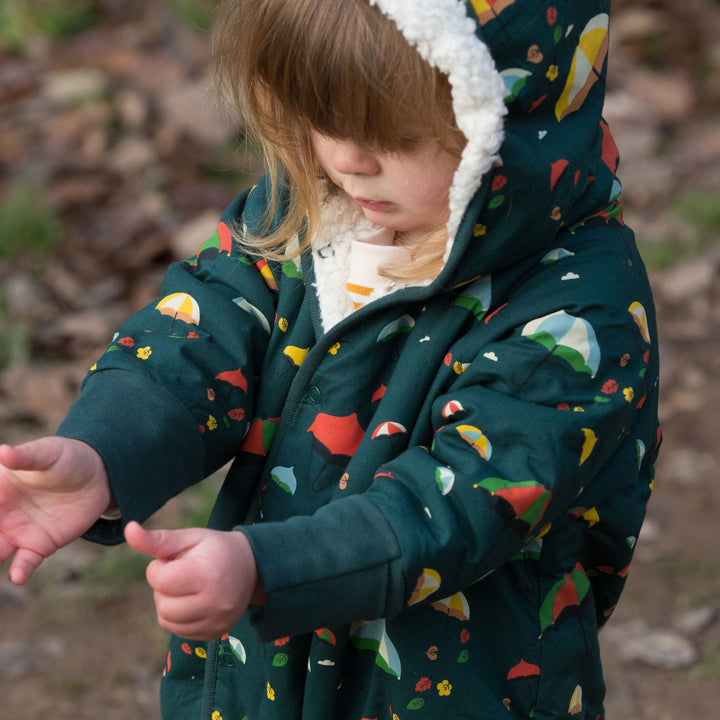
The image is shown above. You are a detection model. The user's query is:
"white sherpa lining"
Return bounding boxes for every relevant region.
[312,193,421,330]
[313,0,507,331]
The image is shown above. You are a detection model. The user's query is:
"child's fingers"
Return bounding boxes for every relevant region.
[0,439,59,472]
[124,521,202,561]
[8,547,45,585]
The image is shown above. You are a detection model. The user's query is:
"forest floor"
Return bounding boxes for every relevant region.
[1,0,720,717]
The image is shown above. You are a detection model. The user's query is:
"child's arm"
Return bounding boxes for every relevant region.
[124,521,265,640]
[0,437,111,584]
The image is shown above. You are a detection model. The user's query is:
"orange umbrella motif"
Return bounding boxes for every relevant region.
[456,425,492,460]
[408,568,441,606]
[431,592,470,622]
[307,412,365,491]
[215,368,248,393]
[155,293,200,335]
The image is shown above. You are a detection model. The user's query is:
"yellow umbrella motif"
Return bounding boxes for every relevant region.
[555,14,609,121]
[628,302,651,344]
[469,0,515,26]
[408,568,441,606]
[456,424,492,461]
[155,293,200,335]
[431,592,470,622]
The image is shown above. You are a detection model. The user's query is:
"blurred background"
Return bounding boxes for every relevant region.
[1,0,719,717]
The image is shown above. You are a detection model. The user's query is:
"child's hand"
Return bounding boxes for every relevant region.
[0,438,111,584]
[124,521,266,641]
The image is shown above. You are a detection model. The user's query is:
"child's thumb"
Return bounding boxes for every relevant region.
[124,521,193,560]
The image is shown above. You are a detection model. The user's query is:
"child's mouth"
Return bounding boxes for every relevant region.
[351,196,394,212]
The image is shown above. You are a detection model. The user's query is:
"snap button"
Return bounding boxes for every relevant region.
[308,385,322,403]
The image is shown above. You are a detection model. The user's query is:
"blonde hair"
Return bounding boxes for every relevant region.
[213,0,463,282]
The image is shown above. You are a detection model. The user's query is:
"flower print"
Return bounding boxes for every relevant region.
[437,680,453,696]
[547,6,557,24]
[228,408,245,422]
[602,379,618,395]
[623,387,635,403]
[636,395,646,410]
[643,350,650,363]
[551,206,562,221]
[460,628,470,644]
[473,223,486,237]
[426,645,439,660]
[118,336,135,347]
[278,317,289,332]
[620,353,631,367]
[492,174,508,192]
[546,65,559,81]
[212,712,223,720]
[187,331,199,339]
[275,636,290,646]
[328,342,341,355]
[136,346,152,360]
[207,415,218,431]
[415,677,432,692]
[181,643,192,654]
[557,402,570,411]
[267,681,275,701]
[195,647,207,659]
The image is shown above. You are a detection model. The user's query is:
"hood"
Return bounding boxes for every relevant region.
[371,0,619,283]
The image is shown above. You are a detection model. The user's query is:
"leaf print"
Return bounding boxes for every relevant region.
[407,698,425,710]
[457,649,470,663]
[272,653,289,667]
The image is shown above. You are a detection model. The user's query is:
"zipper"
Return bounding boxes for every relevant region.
[200,639,220,720]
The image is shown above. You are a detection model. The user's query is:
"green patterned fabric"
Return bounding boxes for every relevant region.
[58,1,660,718]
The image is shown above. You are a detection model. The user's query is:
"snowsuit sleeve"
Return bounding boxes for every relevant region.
[241,229,660,641]
[57,190,278,544]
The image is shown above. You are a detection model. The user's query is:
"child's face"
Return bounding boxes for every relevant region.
[311,131,461,245]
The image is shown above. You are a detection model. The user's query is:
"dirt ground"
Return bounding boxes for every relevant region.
[1,1,719,718]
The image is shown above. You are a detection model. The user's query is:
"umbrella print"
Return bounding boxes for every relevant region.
[500,67,532,102]
[541,248,576,265]
[371,421,407,455]
[555,14,609,121]
[507,659,541,700]
[307,413,365,490]
[539,562,591,636]
[513,310,600,386]
[473,477,551,534]
[431,592,470,622]
[377,314,415,343]
[215,368,248,393]
[434,467,455,496]
[454,276,492,321]
[441,400,465,421]
[280,345,309,376]
[156,293,200,335]
[456,425,492,461]
[239,418,279,456]
[232,296,271,334]
[271,466,297,495]
[350,619,402,679]
[314,628,337,645]
[469,0,515,26]
[408,568,442,606]
[628,302,651,344]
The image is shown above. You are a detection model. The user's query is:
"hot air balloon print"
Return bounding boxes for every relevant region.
[555,14,609,121]
[473,477,551,534]
[539,562,591,636]
[454,276,492,321]
[307,413,365,491]
[349,619,402,679]
[513,310,600,386]
[155,293,200,336]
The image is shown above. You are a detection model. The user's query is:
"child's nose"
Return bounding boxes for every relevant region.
[330,140,381,176]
